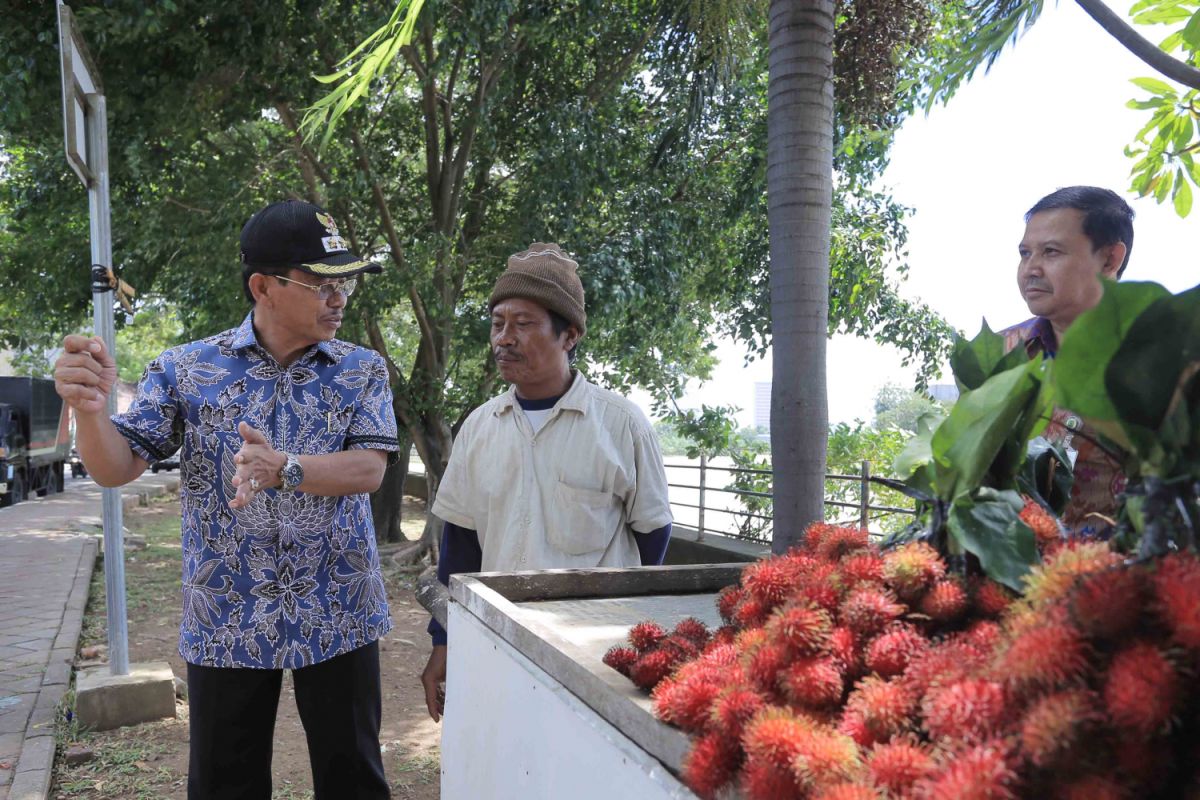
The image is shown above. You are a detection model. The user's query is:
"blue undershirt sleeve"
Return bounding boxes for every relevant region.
[634,522,672,566]
[427,521,482,646]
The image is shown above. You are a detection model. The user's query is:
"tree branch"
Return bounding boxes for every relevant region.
[1075,0,1200,90]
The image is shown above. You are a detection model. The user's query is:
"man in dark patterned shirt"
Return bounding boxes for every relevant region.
[1001,186,1135,539]
[54,200,401,799]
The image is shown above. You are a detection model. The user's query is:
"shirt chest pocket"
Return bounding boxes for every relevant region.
[547,481,622,556]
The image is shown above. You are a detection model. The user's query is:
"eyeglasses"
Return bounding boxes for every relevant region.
[274,275,358,299]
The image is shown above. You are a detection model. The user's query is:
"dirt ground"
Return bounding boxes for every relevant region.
[50,495,441,800]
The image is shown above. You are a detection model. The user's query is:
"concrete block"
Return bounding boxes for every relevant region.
[8,766,50,800]
[74,662,176,732]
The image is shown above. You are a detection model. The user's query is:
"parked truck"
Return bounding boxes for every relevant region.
[0,377,71,507]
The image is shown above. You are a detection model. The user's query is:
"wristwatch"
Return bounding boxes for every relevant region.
[278,453,304,492]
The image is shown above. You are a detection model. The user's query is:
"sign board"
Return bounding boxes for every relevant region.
[57,2,102,186]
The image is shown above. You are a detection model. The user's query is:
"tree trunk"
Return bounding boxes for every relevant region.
[370,436,411,543]
[768,0,834,553]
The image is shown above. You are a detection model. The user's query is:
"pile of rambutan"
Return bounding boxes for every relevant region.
[604,522,1200,799]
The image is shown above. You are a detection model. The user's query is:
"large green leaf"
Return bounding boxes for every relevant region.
[1106,283,1200,451]
[1053,281,1172,421]
[947,489,1039,591]
[931,358,1044,501]
[1017,437,1075,514]
[949,321,1030,392]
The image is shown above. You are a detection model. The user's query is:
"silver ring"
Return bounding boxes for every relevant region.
[250,477,260,491]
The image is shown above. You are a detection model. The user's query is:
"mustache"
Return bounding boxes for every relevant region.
[1023,279,1051,293]
[494,347,520,360]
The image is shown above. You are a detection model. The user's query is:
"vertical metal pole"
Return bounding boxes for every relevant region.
[859,460,870,531]
[87,93,129,676]
[697,452,707,538]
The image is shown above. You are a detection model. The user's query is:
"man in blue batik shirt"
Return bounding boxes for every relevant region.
[54,200,400,800]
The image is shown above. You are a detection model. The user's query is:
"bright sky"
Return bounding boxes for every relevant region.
[635,0,1198,428]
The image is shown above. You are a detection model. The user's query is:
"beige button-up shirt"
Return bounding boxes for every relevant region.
[432,373,673,571]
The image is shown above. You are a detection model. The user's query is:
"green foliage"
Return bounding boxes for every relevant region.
[114,302,185,384]
[873,382,947,433]
[826,421,915,532]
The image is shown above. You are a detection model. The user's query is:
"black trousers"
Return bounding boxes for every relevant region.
[186,641,390,800]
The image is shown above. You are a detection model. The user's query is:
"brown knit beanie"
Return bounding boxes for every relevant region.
[489,243,586,336]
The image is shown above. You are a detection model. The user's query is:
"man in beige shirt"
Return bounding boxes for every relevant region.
[419,243,673,721]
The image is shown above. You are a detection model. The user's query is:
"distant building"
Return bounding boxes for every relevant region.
[754,381,771,431]
[928,383,960,403]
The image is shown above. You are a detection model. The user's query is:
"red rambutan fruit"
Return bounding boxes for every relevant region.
[790,727,862,790]
[735,596,770,629]
[814,525,870,562]
[602,645,638,676]
[1051,774,1129,800]
[1068,565,1146,641]
[682,731,741,799]
[1104,641,1181,737]
[992,620,1089,694]
[740,760,803,800]
[866,739,936,794]
[717,584,744,623]
[804,522,841,553]
[902,640,988,701]
[882,542,946,601]
[673,616,711,645]
[735,627,769,651]
[698,642,740,669]
[709,684,768,740]
[745,641,792,694]
[628,620,667,652]
[630,648,679,690]
[840,586,906,637]
[1113,736,1171,789]
[841,551,886,586]
[742,707,813,772]
[744,558,799,608]
[708,625,739,649]
[655,667,726,732]
[1153,552,1200,651]
[800,578,846,613]
[779,656,845,709]
[1020,542,1122,616]
[844,677,917,744]
[766,602,834,656]
[866,624,930,678]
[915,741,1017,800]
[1017,688,1100,769]
[658,633,701,663]
[922,679,1008,744]
[830,626,862,676]
[919,579,969,623]
[1020,495,1063,552]
[961,620,1003,653]
[814,783,881,800]
[971,577,1016,618]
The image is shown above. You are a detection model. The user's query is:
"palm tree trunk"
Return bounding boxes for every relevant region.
[768,0,834,553]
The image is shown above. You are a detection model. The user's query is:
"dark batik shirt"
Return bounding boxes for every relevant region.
[113,312,400,669]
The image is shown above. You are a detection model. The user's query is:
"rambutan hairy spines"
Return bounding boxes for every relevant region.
[602,645,638,676]
[765,602,834,656]
[740,760,803,800]
[813,783,881,800]
[708,625,739,649]
[630,648,680,690]
[813,525,870,562]
[991,619,1090,694]
[778,656,845,709]
[741,707,813,773]
[919,579,969,623]
[673,616,711,645]
[971,577,1016,618]
[915,741,1017,800]
[844,677,916,744]
[961,620,1002,653]
[921,678,1008,745]
[840,551,885,586]
[1020,494,1063,552]
[1019,541,1122,615]
[902,640,988,702]
[840,586,906,637]
[866,739,936,794]
[709,685,767,740]
[744,558,798,609]
[682,732,741,800]
[882,542,945,601]
[628,620,667,652]
[1051,774,1130,800]
[717,584,744,623]
[789,727,862,791]
[734,596,770,629]
[1153,552,1200,651]
[744,641,791,695]
[865,624,929,678]
[657,670,726,733]
[1068,565,1146,641]
[830,626,862,676]
[1018,689,1100,769]
[1104,640,1181,737]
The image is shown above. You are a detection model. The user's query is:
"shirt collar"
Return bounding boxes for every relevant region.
[231,311,340,364]
[495,370,590,416]
[1023,317,1058,359]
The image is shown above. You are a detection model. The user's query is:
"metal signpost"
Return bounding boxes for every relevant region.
[57,1,129,676]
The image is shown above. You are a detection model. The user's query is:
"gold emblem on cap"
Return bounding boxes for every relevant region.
[315,212,340,237]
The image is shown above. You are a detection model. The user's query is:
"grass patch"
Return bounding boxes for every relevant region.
[52,718,179,799]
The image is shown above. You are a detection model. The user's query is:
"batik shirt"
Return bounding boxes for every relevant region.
[1001,317,1127,539]
[113,313,400,669]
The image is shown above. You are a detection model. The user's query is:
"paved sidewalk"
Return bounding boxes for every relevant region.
[0,473,179,800]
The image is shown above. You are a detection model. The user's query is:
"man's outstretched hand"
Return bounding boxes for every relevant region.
[54,335,117,415]
[230,421,286,508]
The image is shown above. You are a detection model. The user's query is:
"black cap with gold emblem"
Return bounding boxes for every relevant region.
[239,199,382,277]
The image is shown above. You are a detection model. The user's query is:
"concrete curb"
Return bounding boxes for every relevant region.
[7,537,97,800]
[119,476,181,514]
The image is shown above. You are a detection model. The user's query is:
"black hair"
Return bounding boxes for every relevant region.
[241,264,293,304]
[1025,186,1135,277]
[548,309,580,363]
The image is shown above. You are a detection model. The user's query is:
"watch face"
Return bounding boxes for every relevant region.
[283,458,303,490]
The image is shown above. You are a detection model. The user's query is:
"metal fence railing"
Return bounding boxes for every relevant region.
[665,454,916,543]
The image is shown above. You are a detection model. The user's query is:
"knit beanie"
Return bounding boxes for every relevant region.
[489,243,587,336]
